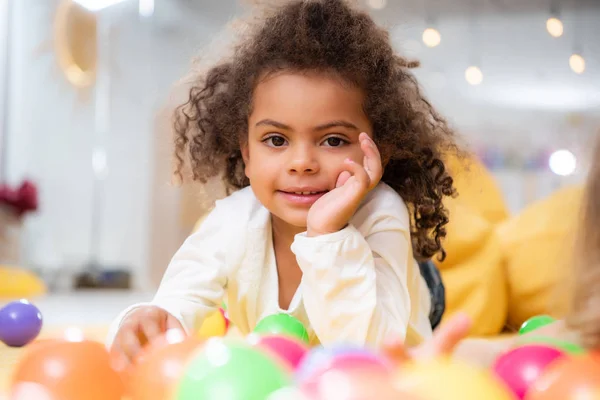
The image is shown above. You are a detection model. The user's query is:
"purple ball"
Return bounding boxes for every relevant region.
[0,299,43,347]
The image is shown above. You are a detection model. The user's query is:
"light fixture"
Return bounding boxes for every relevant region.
[549,149,576,176]
[72,0,131,12]
[569,54,586,74]
[546,17,564,37]
[367,0,387,10]
[465,66,483,85]
[422,28,441,48]
[139,0,154,17]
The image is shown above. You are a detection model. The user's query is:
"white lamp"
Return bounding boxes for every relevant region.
[72,0,131,12]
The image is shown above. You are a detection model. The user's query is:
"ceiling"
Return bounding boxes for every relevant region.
[113,0,600,148]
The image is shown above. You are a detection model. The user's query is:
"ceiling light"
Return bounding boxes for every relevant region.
[422,28,441,48]
[465,66,483,85]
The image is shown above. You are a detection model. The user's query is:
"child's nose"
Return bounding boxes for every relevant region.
[288,144,319,174]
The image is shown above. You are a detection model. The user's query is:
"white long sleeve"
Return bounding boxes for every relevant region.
[106,184,432,348]
[105,198,236,346]
[291,186,432,347]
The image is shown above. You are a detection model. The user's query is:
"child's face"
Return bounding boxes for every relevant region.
[242,72,373,231]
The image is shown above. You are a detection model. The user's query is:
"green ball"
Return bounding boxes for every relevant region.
[518,315,555,335]
[176,339,291,400]
[515,335,585,355]
[253,313,309,343]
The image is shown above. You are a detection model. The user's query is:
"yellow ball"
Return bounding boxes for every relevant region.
[393,357,513,400]
[195,309,227,339]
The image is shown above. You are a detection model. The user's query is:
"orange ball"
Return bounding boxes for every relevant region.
[525,351,600,399]
[129,330,204,400]
[11,339,125,400]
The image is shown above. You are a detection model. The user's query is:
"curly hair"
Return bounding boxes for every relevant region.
[174,0,459,261]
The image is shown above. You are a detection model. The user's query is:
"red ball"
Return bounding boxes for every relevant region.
[248,334,309,370]
[492,344,566,399]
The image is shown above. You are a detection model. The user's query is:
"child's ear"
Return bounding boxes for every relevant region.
[241,141,249,164]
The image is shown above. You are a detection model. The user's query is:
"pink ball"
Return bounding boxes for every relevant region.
[248,334,309,370]
[492,344,566,399]
[218,308,230,331]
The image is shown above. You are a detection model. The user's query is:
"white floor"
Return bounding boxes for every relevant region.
[0,290,154,326]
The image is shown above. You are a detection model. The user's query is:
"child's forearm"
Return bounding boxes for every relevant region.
[452,337,515,368]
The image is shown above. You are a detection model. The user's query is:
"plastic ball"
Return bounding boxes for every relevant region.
[295,344,391,384]
[11,339,125,400]
[0,299,43,347]
[525,351,600,399]
[393,357,514,400]
[518,316,555,335]
[301,363,415,400]
[248,334,309,370]
[514,335,585,355]
[129,330,204,400]
[175,338,292,400]
[196,308,228,339]
[492,344,566,399]
[254,314,309,343]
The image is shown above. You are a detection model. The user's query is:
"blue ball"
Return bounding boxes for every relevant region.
[0,299,43,347]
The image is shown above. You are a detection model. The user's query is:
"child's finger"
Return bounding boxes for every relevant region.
[343,158,370,190]
[140,318,162,343]
[335,170,352,188]
[117,327,143,361]
[359,133,382,187]
[166,313,185,331]
[427,312,472,356]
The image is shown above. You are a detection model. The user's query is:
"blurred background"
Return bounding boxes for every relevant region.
[0,0,598,323]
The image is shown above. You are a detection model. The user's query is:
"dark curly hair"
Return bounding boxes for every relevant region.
[174,0,459,261]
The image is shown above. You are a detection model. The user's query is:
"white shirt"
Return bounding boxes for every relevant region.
[106,183,432,347]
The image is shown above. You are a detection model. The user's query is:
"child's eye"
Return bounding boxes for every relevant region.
[322,136,348,147]
[263,135,287,147]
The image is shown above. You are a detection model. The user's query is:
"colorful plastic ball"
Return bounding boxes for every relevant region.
[11,339,125,400]
[219,307,230,330]
[525,351,600,399]
[196,308,229,339]
[393,357,514,400]
[514,335,585,355]
[518,316,555,335]
[295,344,391,384]
[492,344,566,399]
[254,314,309,343]
[0,299,43,347]
[247,334,309,370]
[301,364,415,400]
[129,330,204,400]
[175,338,292,400]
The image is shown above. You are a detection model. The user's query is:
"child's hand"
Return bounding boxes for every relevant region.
[111,306,184,363]
[383,312,472,363]
[307,132,383,236]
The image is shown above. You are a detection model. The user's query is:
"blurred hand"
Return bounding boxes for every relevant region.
[383,312,472,363]
[111,306,184,364]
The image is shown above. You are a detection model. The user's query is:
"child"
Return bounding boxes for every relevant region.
[108,0,461,362]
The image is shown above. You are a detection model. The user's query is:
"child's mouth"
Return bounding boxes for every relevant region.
[278,189,328,205]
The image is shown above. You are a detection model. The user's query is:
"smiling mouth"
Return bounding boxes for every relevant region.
[281,191,327,195]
